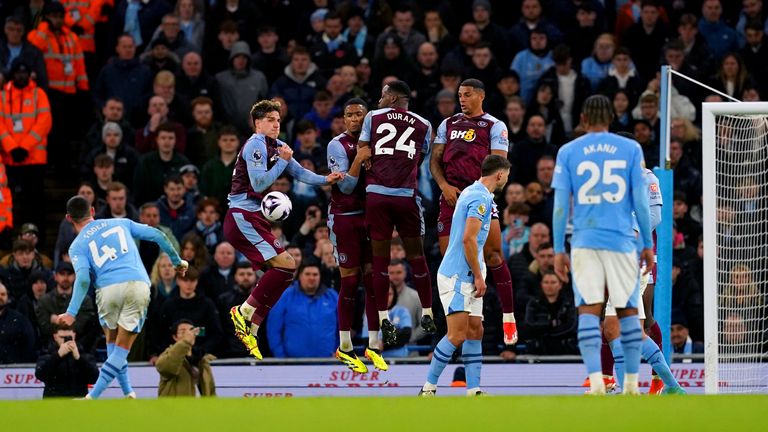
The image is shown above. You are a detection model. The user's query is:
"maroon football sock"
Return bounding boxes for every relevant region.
[372,255,390,313]
[363,271,379,331]
[489,263,514,313]
[647,321,663,377]
[337,273,360,331]
[246,267,295,325]
[409,256,432,309]
[601,334,615,377]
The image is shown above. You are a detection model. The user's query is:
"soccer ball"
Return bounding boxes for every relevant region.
[261,191,292,222]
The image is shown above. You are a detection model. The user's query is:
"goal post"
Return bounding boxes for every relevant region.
[702,102,768,394]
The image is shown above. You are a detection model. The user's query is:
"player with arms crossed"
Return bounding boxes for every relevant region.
[358,80,435,345]
[552,95,655,395]
[420,155,511,396]
[57,196,188,399]
[228,100,343,359]
[601,160,685,395]
[431,78,518,345]
[326,98,388,372]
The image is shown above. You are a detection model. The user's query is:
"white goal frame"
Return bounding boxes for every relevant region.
[702,102,768,394]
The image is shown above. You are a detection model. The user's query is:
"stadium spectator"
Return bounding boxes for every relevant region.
[13,269,49,332]
[190,198,224,255]
[511,27,553,103]
[677,13,715,78]
[527,82,567,147]
[251,26,289,87]
[375,6,425,60]
[740,20,768,96]
[516,242,556,318]
[141,35,180,76]
[673,191,702,250]
[91,154,115,201]
[508,0,562,54]
[207,0,263,46]
[198,128,237,210]
[199,241,236,300]
[81,123,140,188]
[622,0,669,84]
[504,182,527,207]
[535,156,555,228]
[154,266,222,356]
[423,10,452,54]
[85,98,136,150]
[342,7,375,59]
[133,123,191,205]
[157,175,195,241]
[216,41,268,136]
[294,120,326,170]
[205,20,239,75]
[145,14,193,59]
[176,53,221,116]
[0,16,47,91]
[502,96,527,143]
[608,90,633,134]
[0,238,52,301]
[316,239,339,290]
[0,282,35,363]
[180,165,201,206]
[174,0,205,53]
[363,286,412,357]
[156,319,216,397]
[672,255,704,342]
[442,22,482,75]
[388,259,423,343]
[35,326,99,398]
[410,42,441,113]
[509,114,556,185]
[564,2,600,66]
[310,11,358,79]
[710,53,753,100]
[137,204,181,273]
[472,0,510,68]
[216,262,256,358]
[153,70,192,128]
[267,262,338,358]
[671,310,704,355]
[95,181,139,221]
[508,222,550,292]
[671,140,702,206]
[465,42,500,89]
[0,223,52,269]
[110,0,172,52]
[539,44,590,135]
[185,97,223,168]
[597,47,643,109]
[0,59,51,234]
[501,202,531,259]
[302,90,338,142]
[523,271,577,355]
[151,253,178,301]
[699,0,740,62]
[580,33,615,92]
[36,261,98,349]
[180,232,210,273]
[291,205,329,259]
[135,96,187,154]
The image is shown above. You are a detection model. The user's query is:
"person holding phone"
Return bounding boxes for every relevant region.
[156,319,216,397]
[35,327,99,398]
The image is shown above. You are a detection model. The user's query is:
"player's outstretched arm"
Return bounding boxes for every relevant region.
[248,139,290,192]
[129,221,187,271]
[287,158,343,185]
[430,123,460,206]
[327,140,369,194]
[552,188,571,283]
[59,265,91,326]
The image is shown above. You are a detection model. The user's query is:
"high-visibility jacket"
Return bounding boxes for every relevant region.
[27,21,89,94]
[0,80,52,166]
[61,0,103,53]
[0,164,13,232]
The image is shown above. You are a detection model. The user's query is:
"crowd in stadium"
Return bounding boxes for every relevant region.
[6,0,764,372]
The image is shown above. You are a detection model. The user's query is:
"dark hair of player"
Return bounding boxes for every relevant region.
[481,154,512,177]
[460,78,485,92]
[250,100,281,122]
[66,195,92,222]
[386,80,411,100]
[581,94,614,127]
[344,98,368,110]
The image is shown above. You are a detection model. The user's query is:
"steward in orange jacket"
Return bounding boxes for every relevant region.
[0,60,52,167]
[27,2,89,95]
[61,0,105,53]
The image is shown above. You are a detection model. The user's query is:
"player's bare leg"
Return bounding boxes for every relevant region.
[464,316,485,396]
[232,252,296,359]
[421,312,470,396]
[484,218,517,344]
[87,326,139,399]
[642,282,664,393]
[371,238,398,345]
[403,236,436,333]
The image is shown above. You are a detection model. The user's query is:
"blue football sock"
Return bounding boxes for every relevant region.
[577,314,603,375]
[609,338,625,389]
[642,337,679,388]
[619,316,643,375]
[427,336,458,385]
[108,342,134,395]
[462,340,482,390]
[89,346,130,399]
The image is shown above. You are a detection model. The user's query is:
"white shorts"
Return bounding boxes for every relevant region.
[605,266,648,319]
[571,248,639,309]
[437,269,485,318]
[95,281,151,332]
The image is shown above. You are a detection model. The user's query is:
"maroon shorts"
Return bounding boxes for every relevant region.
[329,212,371,269]
[437,194,499,238]
[223,207,284,270]
[365,193,425,241]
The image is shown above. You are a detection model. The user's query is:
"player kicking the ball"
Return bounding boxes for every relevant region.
[58,196,188,399]
[420,155,511,396]
[431,78,518,345]
[326,98,388,372]
[358,81,435,346]
[227,100,343,359]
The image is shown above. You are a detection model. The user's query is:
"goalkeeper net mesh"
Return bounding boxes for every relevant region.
[711,113,768,393]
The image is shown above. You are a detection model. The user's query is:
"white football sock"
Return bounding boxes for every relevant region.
[239,302,256,321]
[466,387,481,396]
[368,332,380,350]
[589,372,606,395]
[422,307,433,318]
[250,323,259,336]
[422,382,437,392]
[503,312,516,323]
[339,331,353,351]
[378,311,389,324]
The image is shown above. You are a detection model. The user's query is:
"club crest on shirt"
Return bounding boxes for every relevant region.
[478,120,488,127]
[478,203,487,215]
[274,239,281,248]
[437,221,444,232]
[254,149,262,160]
[338,253,348,264]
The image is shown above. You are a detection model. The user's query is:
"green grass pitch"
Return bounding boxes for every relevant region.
[3,395,767,432]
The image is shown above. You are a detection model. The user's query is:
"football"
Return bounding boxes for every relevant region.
[261,191,292,222]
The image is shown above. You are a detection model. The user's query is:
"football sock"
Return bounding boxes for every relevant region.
[339,331,353,352]
[338,273,360,332]
[609,338,626,389]
[620,316,643,391]
[245,267,294,325]
[462,340,482,390]
[368,331,380,350]
[427,336,458,385]
[577,314,603,375]
[422,307,433,319]
[647,321,663,377]
[89,346,129,399]
[642,337,679,388]
[489,263,514,313]
[372,255,390,316]
[601,335,615,377]
[107,342,133,395]
[409,256,432,309]
[363,271,379,331]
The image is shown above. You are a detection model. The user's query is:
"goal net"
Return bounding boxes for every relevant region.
[703,103,768,394]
